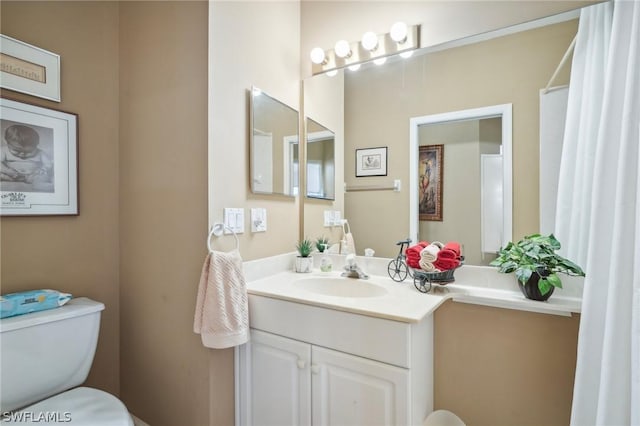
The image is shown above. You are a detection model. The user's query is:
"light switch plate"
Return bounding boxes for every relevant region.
[251,208,267,232]
[333,210,342,226]
[223,208,244,234]
[324,210,333,227]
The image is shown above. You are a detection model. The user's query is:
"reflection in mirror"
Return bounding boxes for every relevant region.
[409,104,512,266]
[304,13,578,263]
[250,87,298,197]
[306,118,335,200]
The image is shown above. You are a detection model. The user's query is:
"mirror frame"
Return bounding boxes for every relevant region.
[409,103,513,250]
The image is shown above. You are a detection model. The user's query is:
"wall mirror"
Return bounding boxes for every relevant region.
[303,9,580,263]
[306,118,336,200]
[409,105,512,266]
[249,87,299,197]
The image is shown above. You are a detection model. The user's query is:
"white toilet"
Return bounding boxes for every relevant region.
[0,297,133,425]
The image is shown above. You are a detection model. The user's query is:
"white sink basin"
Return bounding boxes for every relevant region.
[293,277,388,298]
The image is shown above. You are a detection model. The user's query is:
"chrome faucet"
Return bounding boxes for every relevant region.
[341,254,369,279]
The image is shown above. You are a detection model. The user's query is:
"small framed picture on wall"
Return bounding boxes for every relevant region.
[419,144,443,221]
[0,35,61,102]
[356,146,387,177]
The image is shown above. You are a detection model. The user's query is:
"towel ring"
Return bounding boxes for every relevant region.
[207,223,240,252]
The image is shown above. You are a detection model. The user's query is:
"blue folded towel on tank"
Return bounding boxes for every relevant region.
[0,289,72,319]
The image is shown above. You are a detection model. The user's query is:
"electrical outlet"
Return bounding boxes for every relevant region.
[251,208,267,232]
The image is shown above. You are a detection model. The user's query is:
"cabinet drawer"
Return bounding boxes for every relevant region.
[248,295,412,368]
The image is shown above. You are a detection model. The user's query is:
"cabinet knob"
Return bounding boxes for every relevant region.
[311,364,320,375]
[297,359,306,369]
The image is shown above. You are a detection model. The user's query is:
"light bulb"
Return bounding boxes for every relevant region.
[334,40,352,58]
[348,64,361,71]
[310,47,326,65]
[390,22,408,43]
[400,50,414,59]
[361,31,378,51]
[326,69,338,77]
[373,57,387,65]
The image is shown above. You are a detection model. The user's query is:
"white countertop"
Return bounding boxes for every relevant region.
[243,253,583,323]
[247,270,448,323]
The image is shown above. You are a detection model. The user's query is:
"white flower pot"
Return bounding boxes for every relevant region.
[295,256,313,273]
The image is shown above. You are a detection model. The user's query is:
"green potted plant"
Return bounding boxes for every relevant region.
[316,236,330,253]
[295,238,314,273]
[489,234,585,301]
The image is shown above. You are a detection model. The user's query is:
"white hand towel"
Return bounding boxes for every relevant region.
[419,258,440,272]
[193,249,249,349]
[420,246,438,262]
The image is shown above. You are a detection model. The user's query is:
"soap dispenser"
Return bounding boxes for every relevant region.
[320,244,333,272]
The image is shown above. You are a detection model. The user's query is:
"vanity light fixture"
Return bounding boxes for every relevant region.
[390,21,409,43]
[310,47,327,65]
[361,31,379,51]
[334,40,352,58]
[310,22,420,76]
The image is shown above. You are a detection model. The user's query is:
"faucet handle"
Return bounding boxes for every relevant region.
[345,253,356,267]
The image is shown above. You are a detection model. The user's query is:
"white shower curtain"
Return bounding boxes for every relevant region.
[554,2,612,268]
[557,1,640,425]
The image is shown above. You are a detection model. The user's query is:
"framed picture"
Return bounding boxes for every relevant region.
[356,146,387,177]
[0,35,61,102]
[418,144,443,221]
[1,98,78,216]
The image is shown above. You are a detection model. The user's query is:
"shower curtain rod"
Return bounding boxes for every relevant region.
[543,35,577,94]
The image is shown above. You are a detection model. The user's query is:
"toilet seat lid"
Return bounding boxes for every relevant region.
[17,387,133,426]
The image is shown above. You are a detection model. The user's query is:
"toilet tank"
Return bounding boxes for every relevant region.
[0,297,105,412]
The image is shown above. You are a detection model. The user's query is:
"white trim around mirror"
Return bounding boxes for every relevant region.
[409,103,512,250]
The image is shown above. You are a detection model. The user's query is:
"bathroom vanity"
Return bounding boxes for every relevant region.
[236,254,583,426]
[236,264,446,426]
[237,293,435,425]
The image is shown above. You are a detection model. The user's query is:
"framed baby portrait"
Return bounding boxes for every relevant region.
[0,98,78,216]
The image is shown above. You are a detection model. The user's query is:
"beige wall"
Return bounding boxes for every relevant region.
[0,1,121,396]
[342,20,576,259]
[209,1,301,260]
[435,301,580,426]
[1,2,233,425]
[118,2,232,425]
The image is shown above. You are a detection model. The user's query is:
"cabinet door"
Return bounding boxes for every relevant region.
[311,346,410,426]
[238,329,311,426]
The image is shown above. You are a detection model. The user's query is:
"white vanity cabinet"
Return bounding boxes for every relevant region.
[236,294,433,426]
